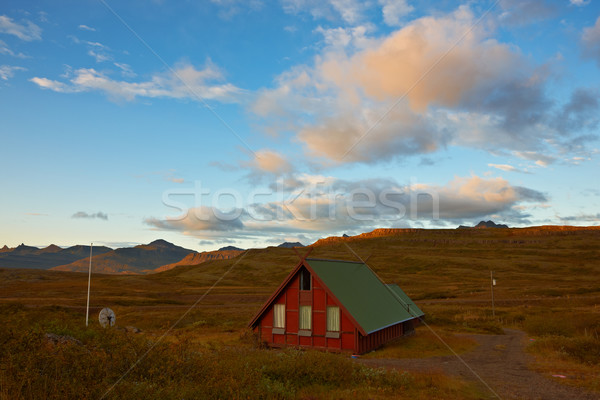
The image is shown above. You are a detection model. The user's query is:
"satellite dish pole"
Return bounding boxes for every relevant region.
[86,242,93,326]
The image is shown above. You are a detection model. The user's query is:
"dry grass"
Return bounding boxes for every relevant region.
[362,327,479,359]
[1,227,599,397]
[0,303,483,400]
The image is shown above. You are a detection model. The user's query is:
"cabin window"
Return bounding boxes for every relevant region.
[299,305,312,330]
[273,304,285,329]
[326,306,340,332]
[299,268,311,291]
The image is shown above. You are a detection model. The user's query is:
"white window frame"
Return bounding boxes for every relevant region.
[326,306,340,332]
[273,303,285,330]
[299,305,312,332]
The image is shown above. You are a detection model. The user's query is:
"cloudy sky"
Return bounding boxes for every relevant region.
[1,0,599,250]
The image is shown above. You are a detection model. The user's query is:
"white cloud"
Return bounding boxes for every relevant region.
[113,62,136,77]
[346,7,521,111]
[85,41,107,49]
[582,16,600,66]
[38,11,49,23]
[281,0,365,25]
[72,211,108,220]
[488,163,530,174]
[498,0,556,25]
[253,6,561,165]
[145,174,546,240]
[0,65,25,81]
[513,151,556,167]
[0,39,26,58]
[379,0,414,26]
[78,24,96,31]
[557,212,600,224]
[30,61,244,103]
[244,149,293,176]
[0,15,42,41]
[88,49,111,63]
[570,0,590,6]
[329,0,364,25]
[209,0,264,19]
[314,25,375,50]
[145,206,245,237]
[29,76,74,92]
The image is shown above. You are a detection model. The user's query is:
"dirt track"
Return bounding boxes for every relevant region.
[358,329,599,400]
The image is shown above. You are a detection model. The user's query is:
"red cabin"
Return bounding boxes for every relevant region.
[249,258,424,354]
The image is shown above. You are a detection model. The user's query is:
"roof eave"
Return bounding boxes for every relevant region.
[365,314,425,335]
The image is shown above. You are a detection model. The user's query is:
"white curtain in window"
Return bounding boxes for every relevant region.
[273,304,285,328]
[327,306,340,331]
[299,305,312,330]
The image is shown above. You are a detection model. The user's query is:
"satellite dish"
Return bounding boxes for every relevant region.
[99,308,116,328]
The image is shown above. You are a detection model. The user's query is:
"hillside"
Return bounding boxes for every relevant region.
[1,226,600,398]
[5,225,600,311]
[51,239,194,274]
[153,248,244,273]
[312,225,600,246]
[0,244,112,269]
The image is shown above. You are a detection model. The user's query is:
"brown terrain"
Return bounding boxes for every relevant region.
[359,329,599,400]
[1,225,599,398]
[153,249,244,272]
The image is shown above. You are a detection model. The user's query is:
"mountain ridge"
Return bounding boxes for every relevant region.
[0,244,112,269]
[4,225,600,273]
[277,242,305,248]
[458,220,509,229]
[51,240,194,274]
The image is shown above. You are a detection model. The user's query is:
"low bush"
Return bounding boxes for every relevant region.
[530,336,600,365]
[524,315,575,337]
[0,320,480,399]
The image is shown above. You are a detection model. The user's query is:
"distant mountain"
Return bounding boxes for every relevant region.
[218,245,244,251]
[277,242,305,248]
[153,248,244,273]
[11,244,41,255]
[0,244,112,269]
[52,240,194,274]
[0,245,11,253]
[39,244,63,253]
[458,220,509,229]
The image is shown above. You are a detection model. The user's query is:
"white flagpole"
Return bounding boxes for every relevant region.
[86,243,93,326]
[490,270,495,318]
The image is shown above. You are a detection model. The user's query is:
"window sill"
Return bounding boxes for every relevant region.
[272,328,285,335]
[325,331,340,338]
[298,330,312,336]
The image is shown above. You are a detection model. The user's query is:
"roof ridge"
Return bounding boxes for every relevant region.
[305,257,363,264]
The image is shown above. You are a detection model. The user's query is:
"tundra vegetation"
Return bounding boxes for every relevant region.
[1,227,599,398]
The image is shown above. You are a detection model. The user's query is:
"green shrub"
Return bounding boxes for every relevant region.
[530,336,600,365]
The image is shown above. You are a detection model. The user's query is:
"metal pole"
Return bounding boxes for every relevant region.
[490,270,495,318]
[86,243,92,326]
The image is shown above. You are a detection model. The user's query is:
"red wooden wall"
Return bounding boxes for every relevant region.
[254,269,357,352]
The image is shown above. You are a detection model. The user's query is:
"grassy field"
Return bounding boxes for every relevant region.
[1,227,599,398]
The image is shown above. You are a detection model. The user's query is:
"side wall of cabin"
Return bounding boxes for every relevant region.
[357,322,403,354]
[356,319,421,354]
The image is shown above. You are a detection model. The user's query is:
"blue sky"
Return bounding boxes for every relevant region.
[1,0,599,251]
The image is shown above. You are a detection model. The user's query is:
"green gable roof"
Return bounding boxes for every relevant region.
[305,258,423,334]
